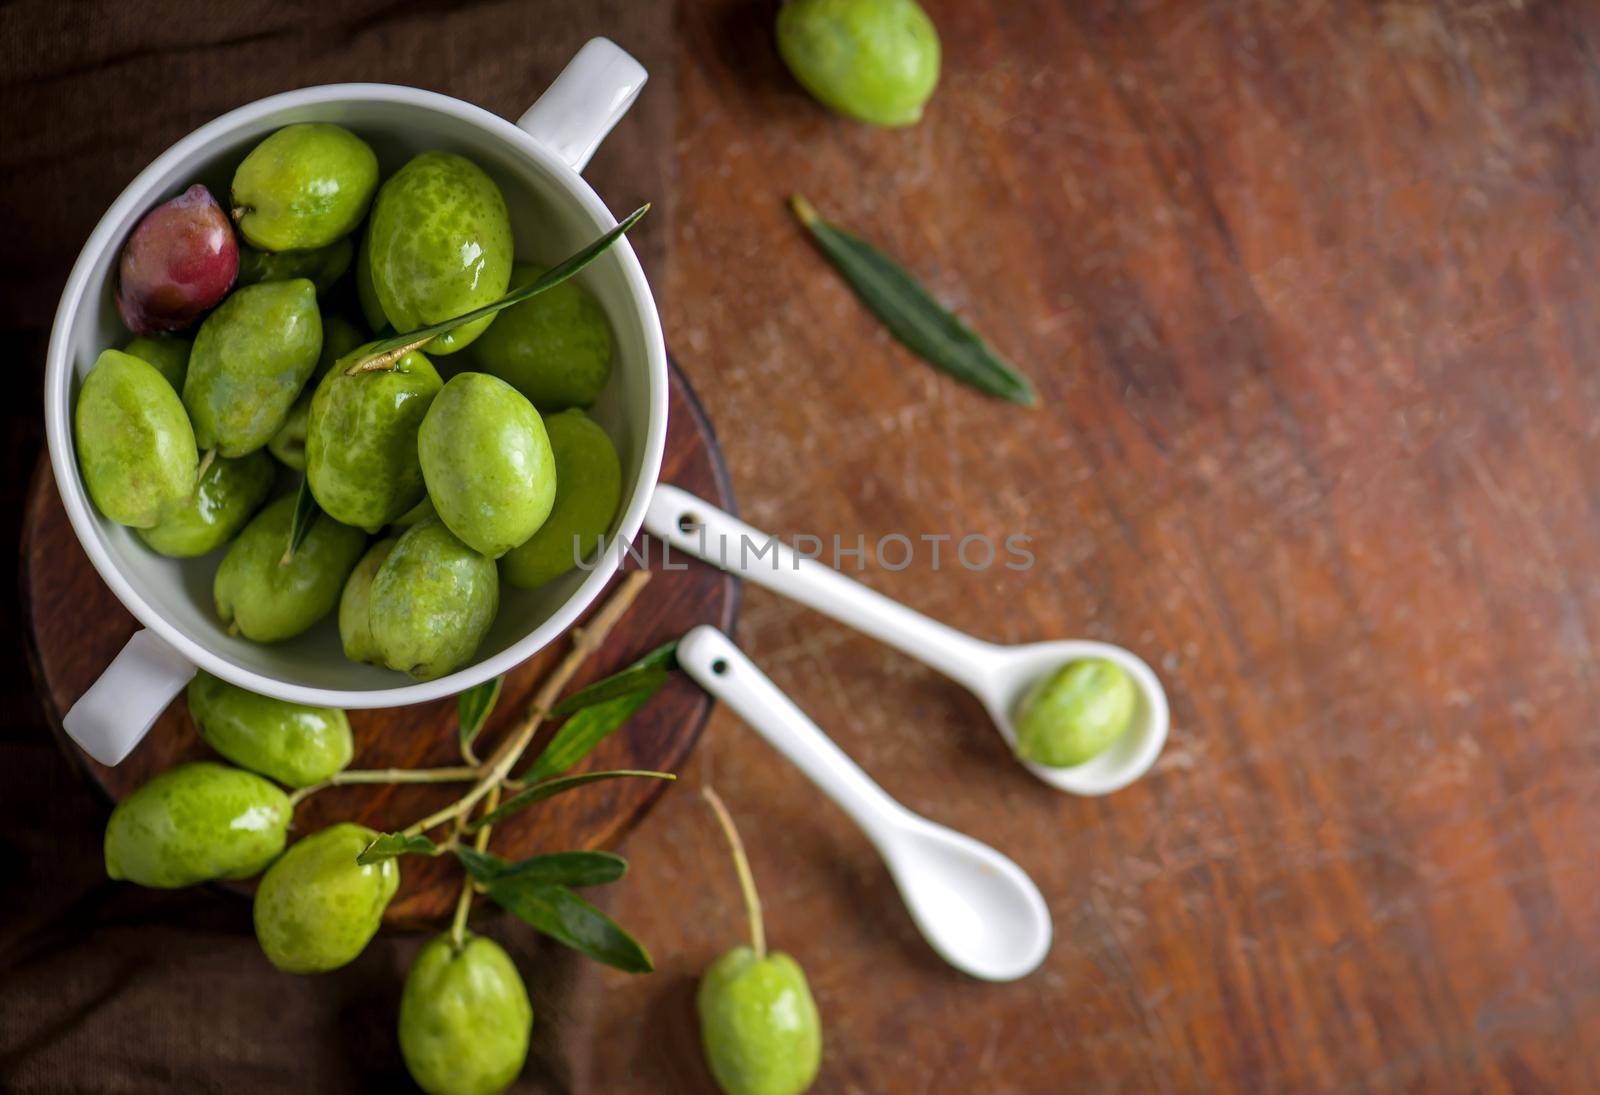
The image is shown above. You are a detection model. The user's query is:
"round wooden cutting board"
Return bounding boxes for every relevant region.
[20,360,738,925]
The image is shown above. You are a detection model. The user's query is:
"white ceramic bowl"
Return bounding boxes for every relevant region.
[45,40,667,765]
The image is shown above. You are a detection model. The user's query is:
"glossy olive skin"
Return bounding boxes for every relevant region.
[187,670,353,788]
[137,449,274,557]
[232,124,379,252]
[104,762,289,888]
[268,314,366,471]
[367,152,512,355]
[75,349,198,528]
[399,934,533,1095]
[1013,658,1137,767]
[307,349,442,530]
[214,493,368,642]
[464,263,612,409]
[776,0,941,127]
[699,947,822,1095]
[339,536,397,665]
[184,279,323,457]
[123,334,192,392]
[419,373,556,558]
[237,238,354,295]
[253,823,399,973]
[368,519,498,680]
[500,410,621,589]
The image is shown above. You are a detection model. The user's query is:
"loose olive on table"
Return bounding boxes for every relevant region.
[104,761,290,889]
[186,670,353,788]
[776,0,942,127]
[252,822,399,974]
[398,934,534,1095]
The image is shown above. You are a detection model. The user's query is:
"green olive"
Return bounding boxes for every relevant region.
[253,822,399,973]
[776,0,941,127]
[499,409,621,590]
[213,492,368,642]
[399,933,533,1095]
[367,519,498,680]
[231,124,379,252]
[339,536,398,666]
[104,762,289,888]
[699,946,822,1095]
[137,450,275,558]
[1012,658,1137,767]
[75,349,198,528]
[464,263,613,410]
[187,670,352,788]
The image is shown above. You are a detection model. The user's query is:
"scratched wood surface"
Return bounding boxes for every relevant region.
[584,2,1600,1092]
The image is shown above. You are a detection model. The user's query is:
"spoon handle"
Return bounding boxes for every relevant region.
[646,485,1004,688]
[677,626,907,838]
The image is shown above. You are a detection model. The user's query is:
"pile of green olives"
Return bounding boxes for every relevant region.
[80,122,626,682]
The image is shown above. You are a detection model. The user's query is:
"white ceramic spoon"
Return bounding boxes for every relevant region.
[645,485,1170,795]
[677,625,1052,982]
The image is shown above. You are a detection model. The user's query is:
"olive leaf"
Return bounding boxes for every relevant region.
[356,832,439,865]
[550,640,678,717]
[454,846,627,888]
[790,194,1037,406]
[457,845,652,973]
[457,676,503,759]
[281,475,321,566]
[525,645,680,780]
[345,204,650,375]
[467,770,675,832]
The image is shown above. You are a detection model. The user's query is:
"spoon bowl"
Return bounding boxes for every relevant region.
[973,639,1169,796]
[879,820,1052,982]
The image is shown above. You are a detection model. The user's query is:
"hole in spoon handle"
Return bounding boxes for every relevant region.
[677,626,906,835]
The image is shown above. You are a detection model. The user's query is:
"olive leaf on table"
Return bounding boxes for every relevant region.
[790,193,1038,406]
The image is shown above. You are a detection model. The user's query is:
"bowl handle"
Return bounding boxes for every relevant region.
[62,629,196,767]
[517,38,647,174]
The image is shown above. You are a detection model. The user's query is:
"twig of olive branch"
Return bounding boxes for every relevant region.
[402,569,653,840]
[448,782,501,951]
[287,765,480,808]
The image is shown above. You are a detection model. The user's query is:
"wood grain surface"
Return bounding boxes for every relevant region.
[20,361,737,926]
[3,1,1600,1092]
[584,2,1600,1092]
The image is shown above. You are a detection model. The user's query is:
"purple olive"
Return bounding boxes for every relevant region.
[116,184,239,335]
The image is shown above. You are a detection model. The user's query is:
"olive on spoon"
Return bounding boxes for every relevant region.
[678,626,1051,982]
[644,485,1169,795]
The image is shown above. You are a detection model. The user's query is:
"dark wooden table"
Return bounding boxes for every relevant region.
[3,2,1598,1092]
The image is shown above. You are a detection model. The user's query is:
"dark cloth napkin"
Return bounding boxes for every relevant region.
[0,3,674,1090]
